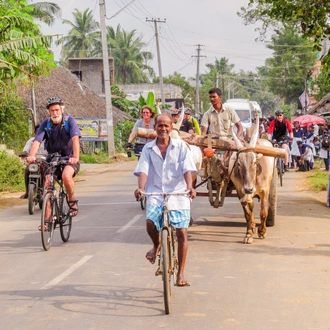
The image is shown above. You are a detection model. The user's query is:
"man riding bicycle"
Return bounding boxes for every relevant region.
[267,109,293,171]
[134,113,197,287]
[27,97,81,227]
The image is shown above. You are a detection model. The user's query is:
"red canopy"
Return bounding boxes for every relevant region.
[292,114,325,127]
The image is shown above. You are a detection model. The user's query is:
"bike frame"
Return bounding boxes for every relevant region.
[141,191,190,314]
[40,153,72,250]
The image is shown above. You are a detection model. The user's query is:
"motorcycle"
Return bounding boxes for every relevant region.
[27,155,46,215]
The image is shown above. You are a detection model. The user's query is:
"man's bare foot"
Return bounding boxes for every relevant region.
[146,245,160,264]
[175,274,190,287]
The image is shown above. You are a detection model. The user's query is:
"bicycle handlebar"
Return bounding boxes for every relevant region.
[141,191,191,197]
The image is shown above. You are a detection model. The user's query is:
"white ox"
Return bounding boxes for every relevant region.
[229,117,276,244]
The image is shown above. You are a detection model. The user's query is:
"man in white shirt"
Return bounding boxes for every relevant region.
[134,113,197,286]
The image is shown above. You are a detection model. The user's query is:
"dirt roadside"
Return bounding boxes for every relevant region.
[0,163,328,210]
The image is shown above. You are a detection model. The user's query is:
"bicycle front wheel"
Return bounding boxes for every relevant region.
[28,183,36,215]
[41,193,56,251]
[278,160,283,187]
[59,192,72,242]
[162,228,171,314]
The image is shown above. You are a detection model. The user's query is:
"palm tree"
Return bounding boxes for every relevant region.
[56,8,100,59]
[28,1,61,26]
[94,24,154,84]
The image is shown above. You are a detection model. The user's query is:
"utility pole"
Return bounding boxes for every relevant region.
[146,18,166,108]
[99,0,115,157]
[192,44,205,115]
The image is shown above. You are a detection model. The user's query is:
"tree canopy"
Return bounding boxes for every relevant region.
[56,8,100,59]
[263,27,316,104]
[239,0,330,62]
[0,1,56,94]
[101,24,154,84]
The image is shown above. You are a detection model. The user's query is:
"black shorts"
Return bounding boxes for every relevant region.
[55,162,80,179]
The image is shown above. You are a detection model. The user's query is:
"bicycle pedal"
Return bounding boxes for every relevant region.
[155,267,163,276]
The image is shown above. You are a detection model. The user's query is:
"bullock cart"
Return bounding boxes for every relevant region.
[181,129,286,243]
[137,125,286,243]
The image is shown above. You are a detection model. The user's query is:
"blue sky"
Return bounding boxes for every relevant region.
[35,0,273,79]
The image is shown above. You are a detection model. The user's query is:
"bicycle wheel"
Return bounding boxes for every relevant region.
[59,192,72,242]
[28,183,36,215]
[278,160,283,187]
[41,193,56,251]
[162,228,171,314]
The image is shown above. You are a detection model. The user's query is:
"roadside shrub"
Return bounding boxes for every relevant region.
[0,94,30,152]
[0,151,25,192]
[114,120,134,153]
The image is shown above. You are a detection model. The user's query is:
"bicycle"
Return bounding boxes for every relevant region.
[272,139,286,187]
[39,153,73,251]
[140,191,190,315]
[27,155,45,215]
[128,143,147,210]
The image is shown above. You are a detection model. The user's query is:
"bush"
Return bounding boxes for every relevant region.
[0,151,25,192]
[0,93,30,152]
[114,120,134,153]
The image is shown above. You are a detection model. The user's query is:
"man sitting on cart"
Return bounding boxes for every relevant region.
[200,87,243,138]
[134,113,197,287]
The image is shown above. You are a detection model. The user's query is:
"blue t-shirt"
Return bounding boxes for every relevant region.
[35,116,81,157]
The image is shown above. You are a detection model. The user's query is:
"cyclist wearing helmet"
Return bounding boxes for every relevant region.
[185,108,201,135]
[27,97,81,225]
[267,109,293,170]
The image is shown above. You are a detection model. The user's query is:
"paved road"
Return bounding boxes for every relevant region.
[0,161,330,329]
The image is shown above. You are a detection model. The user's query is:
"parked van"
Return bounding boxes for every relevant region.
[224,99,253,129]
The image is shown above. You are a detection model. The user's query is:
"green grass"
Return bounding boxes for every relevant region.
[306,170,328,192]
[80,152,137,164]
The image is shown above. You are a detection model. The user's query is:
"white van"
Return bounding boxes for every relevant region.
[224,98,253,130]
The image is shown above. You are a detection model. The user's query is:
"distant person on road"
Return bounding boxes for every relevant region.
[180,108,194,134]
[290,120,305,169]
[200,88,243,138]
[19,124,47,199]
[268,109,293,171]
[134,113,197,286]
[319,125,330,171]
[185,108,201,135]
[126,105,156,155]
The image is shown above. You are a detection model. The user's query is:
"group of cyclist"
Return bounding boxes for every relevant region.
[24,88,327,286]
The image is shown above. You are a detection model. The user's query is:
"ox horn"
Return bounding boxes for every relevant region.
[231,124,244,150]
[249,114,260,148]
[172,105,185,131]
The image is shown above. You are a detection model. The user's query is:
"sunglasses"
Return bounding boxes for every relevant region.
[276,114,283,117]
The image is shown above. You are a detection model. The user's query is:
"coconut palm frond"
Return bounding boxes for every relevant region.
[27,2,62,26]
[0,34,54,52]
